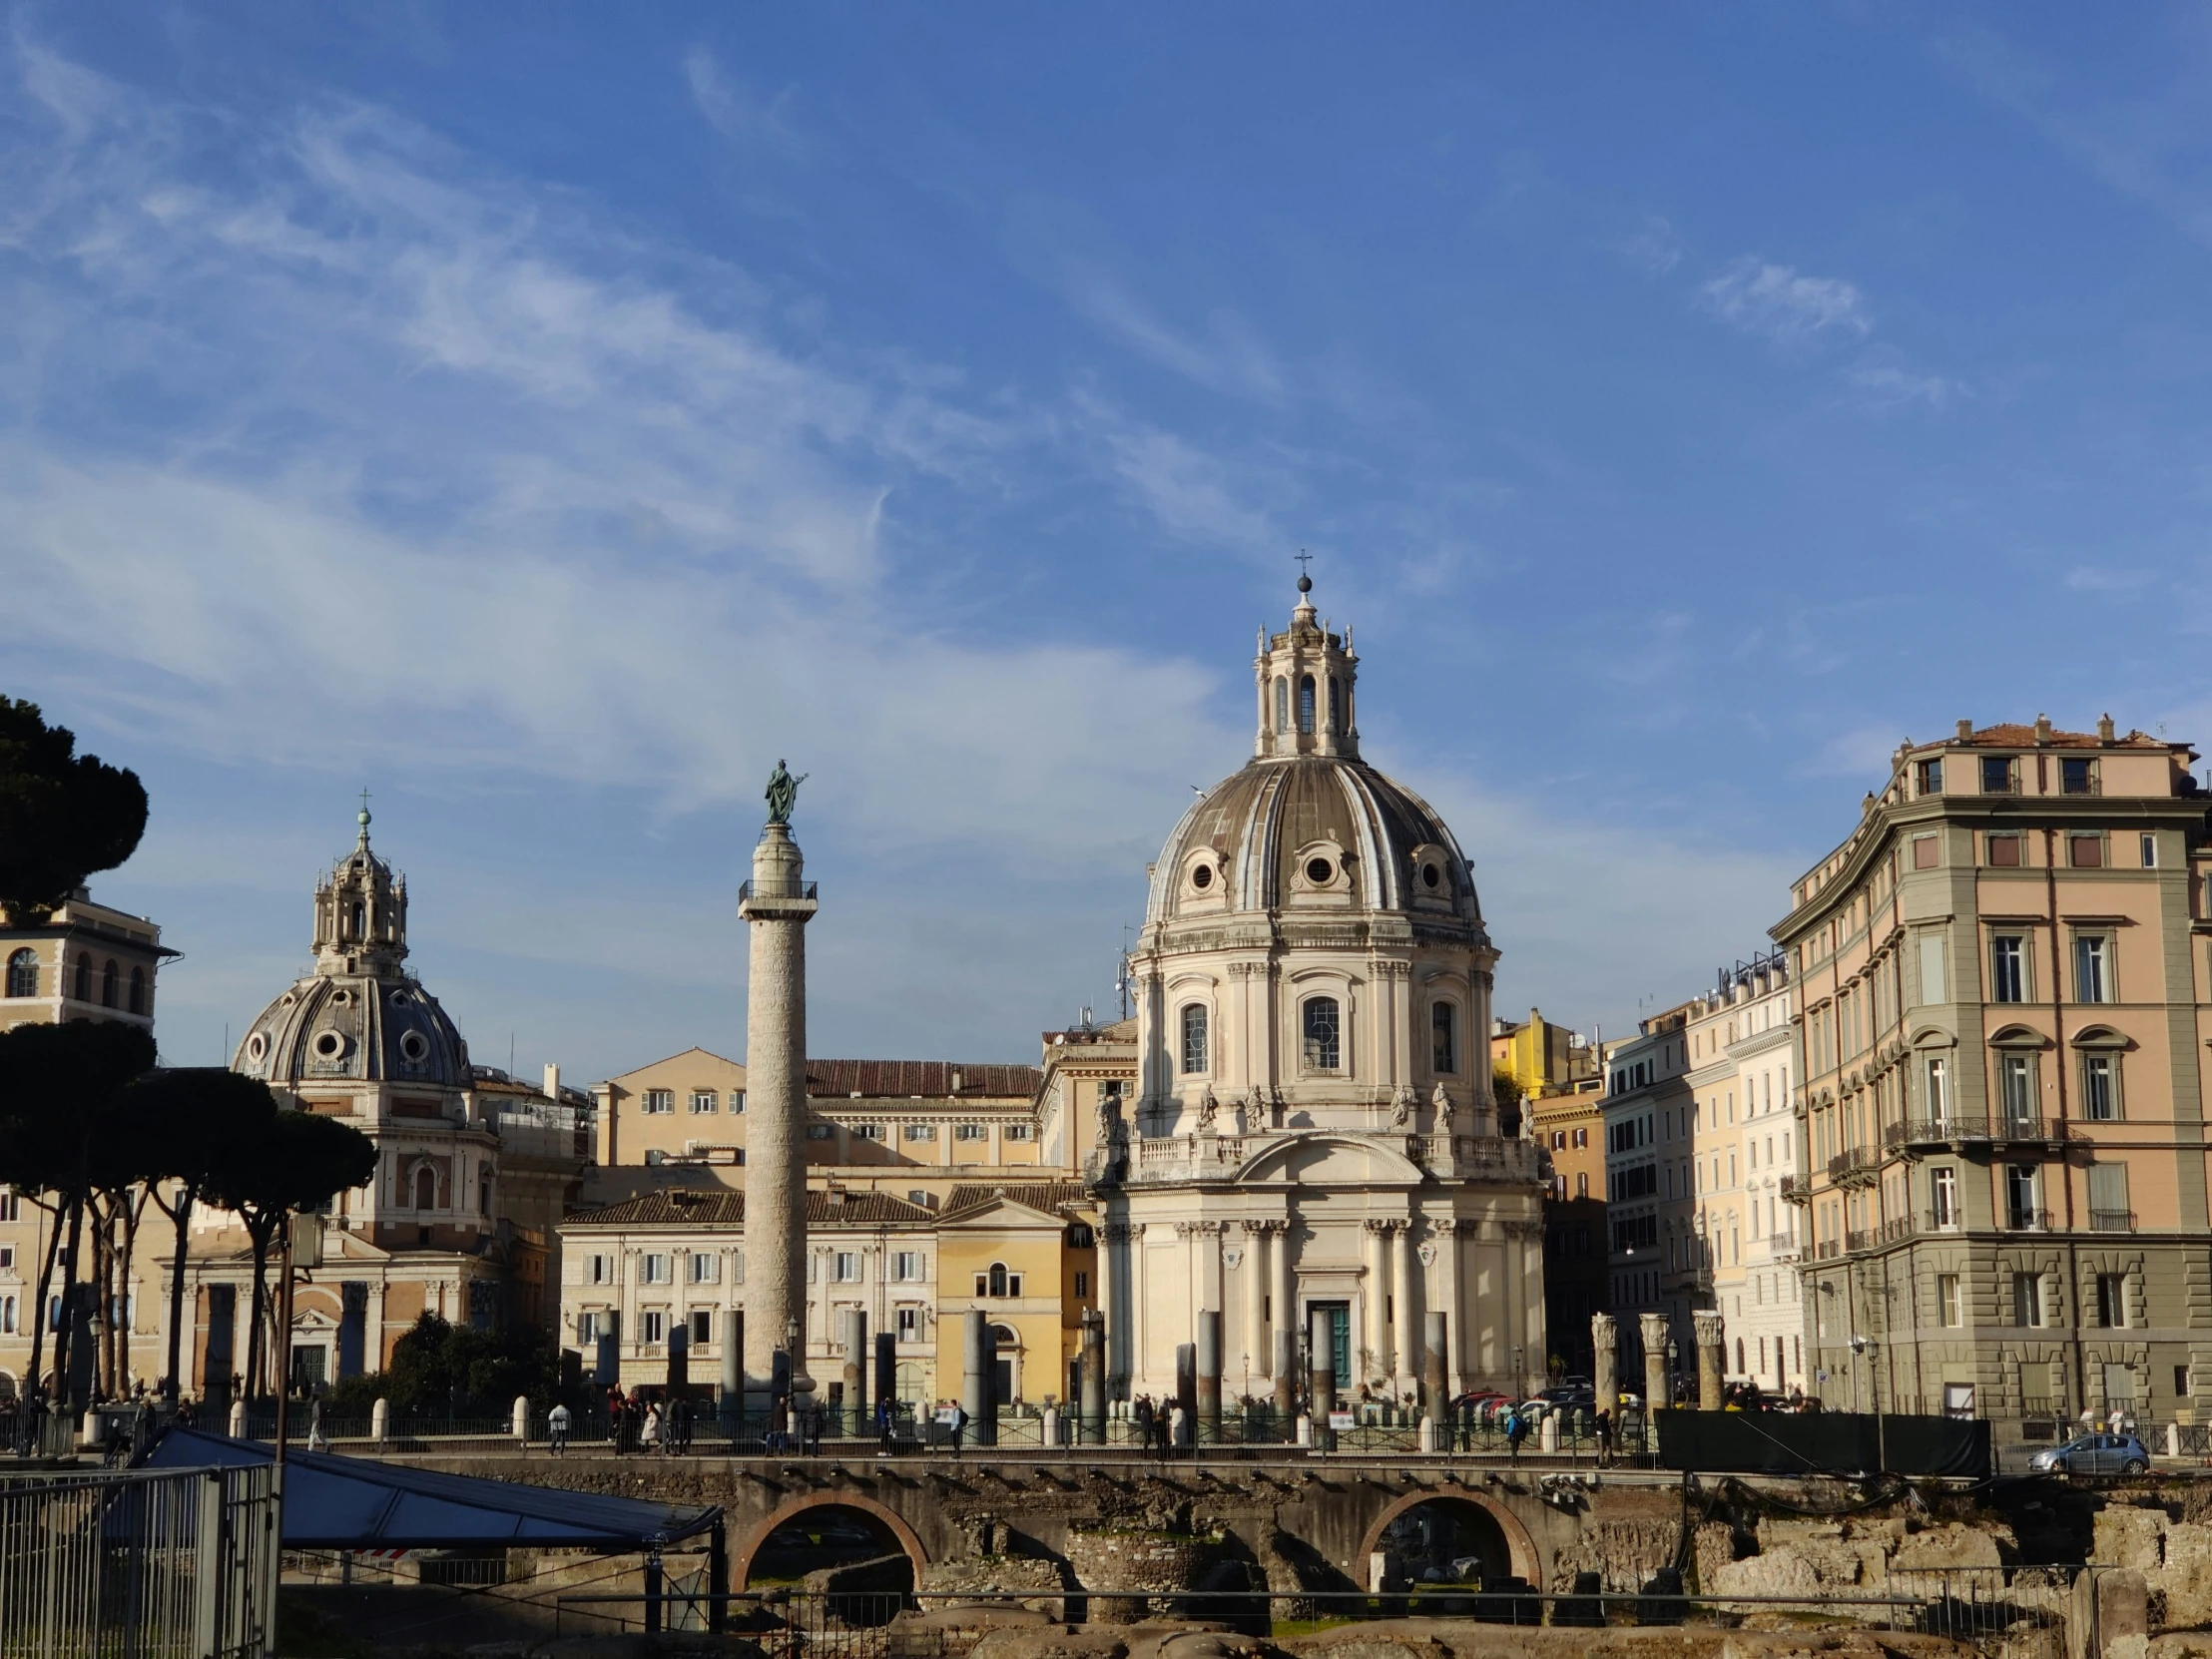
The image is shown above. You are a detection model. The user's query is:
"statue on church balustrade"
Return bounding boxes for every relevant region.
[1196,1083,1219,1132]
[1432,1082,1454,1132]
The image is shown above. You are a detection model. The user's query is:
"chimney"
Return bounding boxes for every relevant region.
[2034,713,2053,745]
[1955,719,1973,741]
[2098,713,2116,743]
[950,1069,964,1094]
[542,1062,560,1100]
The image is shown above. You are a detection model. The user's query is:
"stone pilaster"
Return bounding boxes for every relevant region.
[739,820,819,1402]
[1640,1311,1670,1415]
[1591,1311,1617,1418]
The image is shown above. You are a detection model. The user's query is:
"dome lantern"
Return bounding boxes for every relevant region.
[1254,574,1359,761]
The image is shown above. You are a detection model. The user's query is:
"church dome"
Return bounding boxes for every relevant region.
[1148,755,1478,922]
[231,809,472,1091]
[1146,578,1483,929]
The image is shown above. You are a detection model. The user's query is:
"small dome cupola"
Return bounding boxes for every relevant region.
[1254,572,1359,762]
[313,802,409,973]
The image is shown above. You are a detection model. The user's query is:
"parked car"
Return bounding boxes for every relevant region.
[2029,1432,2150,1476]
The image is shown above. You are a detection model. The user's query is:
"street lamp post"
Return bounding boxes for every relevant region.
[1850,1335,1885,1473]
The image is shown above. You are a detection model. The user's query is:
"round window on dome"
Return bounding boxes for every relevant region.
[245,1033,267,1063]
[312,1030,345,1060]
[1191,864,1213,890]
[1306,857,1335,885]
[1422,863,1440,889]
[399,1030,429,1063]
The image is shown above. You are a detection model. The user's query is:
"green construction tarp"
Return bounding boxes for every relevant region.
[1654,1410,1990,1478]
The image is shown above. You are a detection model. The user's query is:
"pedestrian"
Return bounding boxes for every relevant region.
[1594,1406,1613,1468]
[1505,1406,1528,1461]
[642,1400,662,1454]
[876,1395,894,1456]
[1169,1402,1188,1457]
[951,1401,969,1456]
[805,1401,823,1456]
[548,1401,571,1455]
[1133,1394,1154,1450]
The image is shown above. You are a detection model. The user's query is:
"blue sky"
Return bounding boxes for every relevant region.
[8,6,2212,1082]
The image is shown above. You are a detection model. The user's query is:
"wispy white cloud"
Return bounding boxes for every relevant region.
[682,45,802,156]
[1061,261,1287,402]
[1702,257,1873,344]
[1842,346,1968,410]
[1614,215,1684,276]
[2065,564,2155,593]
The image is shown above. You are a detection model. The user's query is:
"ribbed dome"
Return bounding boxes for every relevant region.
[234,970,471,1089]
[1147,754,1481,923]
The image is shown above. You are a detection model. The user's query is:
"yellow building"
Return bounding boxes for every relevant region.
[1490,1006,1598,1099]
[930,1180,1095,1408]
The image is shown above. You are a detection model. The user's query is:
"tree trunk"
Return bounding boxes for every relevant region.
[25,1198,63,1404]
[51,1194,84,1408]
[115,1188,145,1393]
[156,1185,196,1404]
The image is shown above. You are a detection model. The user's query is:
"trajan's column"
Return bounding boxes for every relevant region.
[739,761,817,1406]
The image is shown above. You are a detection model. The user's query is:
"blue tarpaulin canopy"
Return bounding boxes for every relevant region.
[143,1429,721,1550]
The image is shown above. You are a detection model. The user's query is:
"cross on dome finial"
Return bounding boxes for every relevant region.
[356,787,372,840]
[1295,549,1314,595]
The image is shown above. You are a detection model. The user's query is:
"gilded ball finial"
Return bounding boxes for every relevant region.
[1297,573,1312,594]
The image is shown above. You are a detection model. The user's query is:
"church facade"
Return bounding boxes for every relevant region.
[1091,580,1548,1406]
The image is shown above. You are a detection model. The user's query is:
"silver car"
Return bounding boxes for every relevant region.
[2029,1432,2150,1476]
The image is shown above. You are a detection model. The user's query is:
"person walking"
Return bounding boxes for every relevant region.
[548,1401,571,1455]
[951,1401,969,1457]
[1594,1406,1613,1468]
[876,1396,894,1457]
[642,1400,662,1454]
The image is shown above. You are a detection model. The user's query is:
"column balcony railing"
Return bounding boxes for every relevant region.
[2089,1208,2136,1232]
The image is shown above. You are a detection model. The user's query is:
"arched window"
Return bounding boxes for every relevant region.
[127,966,146,1015]
[1302,996,1340,1071]
[350,901,366,939]
[73,954,91,1003]
[1298,675,1316,735]
[1274,677,1289,732]
[414,1167,437,1211]
[1328,676,1342,733]
[1575,1171,1588,1199]
[1430,1002,1457,1074]
[1179,1003,1209,1074]
[4,949,35,999]
[100,959,118,1008]
[988,1262,1008,1298]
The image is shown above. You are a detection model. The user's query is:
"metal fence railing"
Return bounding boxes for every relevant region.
[549,1581,2070,1649]
[0,1461,278,1659]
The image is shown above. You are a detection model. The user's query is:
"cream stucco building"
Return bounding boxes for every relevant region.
[1093,578,1547,1405]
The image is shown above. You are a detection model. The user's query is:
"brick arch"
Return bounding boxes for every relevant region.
[732,1490,930,1588]
[1356,1486,1540,1586]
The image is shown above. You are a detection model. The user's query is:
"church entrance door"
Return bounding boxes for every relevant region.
[1309,1302,1351,1385]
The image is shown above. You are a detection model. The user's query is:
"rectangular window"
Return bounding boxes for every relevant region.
[1918,932,1946,1004]
[642,1311,666,1345]
[954,1124,987,1142]
[852,1123,884,1141]
[897,1307,920,1342]
[1180,1003,1209,1074]
[2143,833,2159,868]
[688,1253,719,1285]
[1431,1002,1457,1074]
[689,1090,717,1113]
[0,1191,18,1222]
[692,1309,713,1346]
[1302,997,1341,1071]
[1999,1054,2034,1124]
[640,1254,670,1285]
[2061,757,2096,796]
[832,1252,860,1283]
[1925,1056,1949,1122]
[642,1090,674,1115]
[2011,1273,2042,1328]
[1986,833,2023,866]
[2082,1054,2119,1121]
[2089,1160,2130,1228]
[2097,1273,2127,1329]
[891,1251,924,1282]
[731,1249,745,1284]
[807,1123,834,1140]
[903,1123,937,1142]
[1981,755,2015,795]
[2005,1164,2041,1230]
[1074,1270,1090,1298]
[1990,935,2026,1003]
[1931,1166,1958,1229]
[731,1091,745,1114]
[1936,1273,1961,1328]
[1916,759,1943,796]
[1913,832,1939,869]
[576,1310,602,1343]
[2075,934,2111,1002]
[589,1254,613,1285]
[1004,1123,1032,1141]
[2070,833,2104,868]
